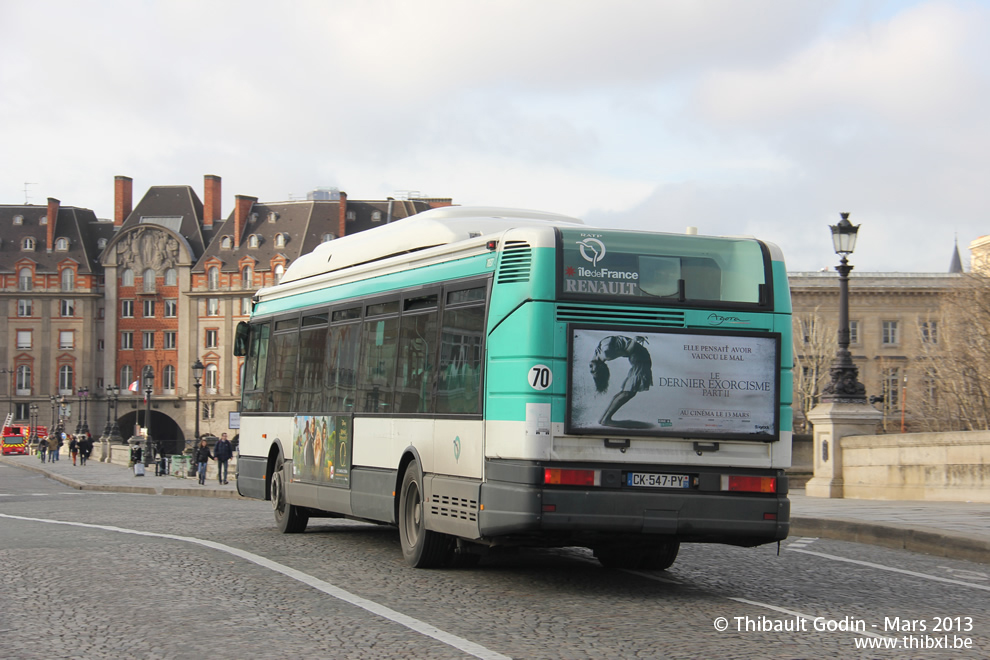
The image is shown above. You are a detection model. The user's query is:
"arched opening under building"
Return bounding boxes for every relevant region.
[115,410,186,456]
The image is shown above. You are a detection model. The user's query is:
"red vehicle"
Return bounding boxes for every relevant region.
[1,414,47,456]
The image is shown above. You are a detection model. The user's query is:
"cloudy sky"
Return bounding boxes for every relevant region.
[2,0,987,272]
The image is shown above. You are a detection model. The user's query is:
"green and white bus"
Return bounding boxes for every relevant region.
[235,206,793,569]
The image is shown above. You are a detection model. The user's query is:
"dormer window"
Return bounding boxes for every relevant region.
[13,215,23,225]
[55,237,69,251]
[39,216,47,225]
[22,237,35,251]
[250,212,259,222]
[321,233,334,243]
[372,211,382,222]
[268,211,278,223]
[248,234,259,248]
[220,236,232,249]
[97,238,107,249]
[346,211,356,221]
[274,233,286,248]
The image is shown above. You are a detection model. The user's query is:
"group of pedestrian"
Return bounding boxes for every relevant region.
[37,430,92,464]
[194,432,234,485]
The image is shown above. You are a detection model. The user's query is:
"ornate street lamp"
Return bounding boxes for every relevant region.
[143,368,154,467]
[821,213,867,403]
[79,386,90,435]
[108,385,122,443]
[29,403,38,447]
[190,359,205,475]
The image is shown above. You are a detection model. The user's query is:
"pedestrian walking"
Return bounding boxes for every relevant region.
[214,433,233,485]
[194,438,214,485]
[38,440,47,463]
[54,433,63,461]
[46,434,58,463]
[69,437,79,465]
[79,434,93,466]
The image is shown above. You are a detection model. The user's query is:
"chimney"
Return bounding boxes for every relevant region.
[337,191,348,239]
[46,197,60,252]
[233,195,257,249]
[203,175,221,229]
[114,175,133,227]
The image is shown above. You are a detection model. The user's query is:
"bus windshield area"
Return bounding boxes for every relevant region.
[558,227,770,306]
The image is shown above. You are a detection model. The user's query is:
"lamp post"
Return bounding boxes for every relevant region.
[191,359,205,475]
[821,212,867,403]
[49,395,57,438]
[29,403,38,447]
[79,386,90,435]
[107,385,122,443]
[144,369,154,467]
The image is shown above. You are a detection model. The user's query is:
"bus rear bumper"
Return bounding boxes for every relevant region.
[479,479,789,547]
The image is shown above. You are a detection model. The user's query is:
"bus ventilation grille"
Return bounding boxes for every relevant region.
[496,241,532,284]
[556,305,686,327]
[431,494,479,522]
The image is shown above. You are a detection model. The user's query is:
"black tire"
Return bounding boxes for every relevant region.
[640,541,680,570]
[398,461,452,568]
[272,456,308,534]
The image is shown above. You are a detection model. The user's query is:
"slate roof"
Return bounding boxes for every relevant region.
[104,185,210,262]
[0,203,111,275]
[193,199,434,273]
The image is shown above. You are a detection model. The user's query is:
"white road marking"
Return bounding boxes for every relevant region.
[788,547,990,592]
[0,513,511,660]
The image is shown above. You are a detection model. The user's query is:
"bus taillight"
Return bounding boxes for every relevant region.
[544,468,598,486]
[721,475,776,493]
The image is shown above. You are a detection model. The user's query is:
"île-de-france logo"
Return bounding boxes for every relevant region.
[453,436,461,462]
[577,238,606,266]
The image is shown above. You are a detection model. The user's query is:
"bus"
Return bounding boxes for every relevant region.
[235,206,792,569]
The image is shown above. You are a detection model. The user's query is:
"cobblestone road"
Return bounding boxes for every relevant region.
[1,464,988,659]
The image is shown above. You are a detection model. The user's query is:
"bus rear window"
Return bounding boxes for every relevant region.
[558,228,769,306]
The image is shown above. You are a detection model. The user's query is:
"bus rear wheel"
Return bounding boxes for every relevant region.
[594,541,679,570]
[640,541,679,570]
[272,456,308,534]
[399,460,452,568]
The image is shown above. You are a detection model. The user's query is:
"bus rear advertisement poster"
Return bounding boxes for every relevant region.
[567,326,780,439]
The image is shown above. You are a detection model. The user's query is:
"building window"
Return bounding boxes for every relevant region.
[205,365,218,394]
[55,237,69,251]
[143,300,156,317]
[164,299,177,317]
[274,233,285,248]
[59,365,74,394]
[97,340,105,351]
[848,320,860,345]
[143,268,156,293]
[121,268,134,287]
[207,298,219,316]
[321,233,334,243]
[120,365,134,390]
[60,299,75,317]
[19,267,33,291]
[122,300,134,318]
[208,266,219,290]
[16,365,31,395]
[39,215,46,225]
[15,403,30,420]
[98,307,104,319]
[240,297,252,316]
[13,215,23,225]
[206,329,218,349]
[163,365,176,393]
[248,235,259,248]
[165,268,177,286]
[97,237,107,249]
[268,211,278,223]
[202,401,216,419]
[920,320,938,344]
[241,265,253,288]
[882,367,901,411]
[17,299,32,317]
[164,331,176,350]
[61,268,74,291]
[220,236,232,249]
[22,237,35,251]
[372,210,382,222]
[881,320,899,345]
[346,211,356,221]
[59,330,74,350]
[121,331,133,350]
[143,332,155,350]
[274,264,284,284]
[16,330,31,349]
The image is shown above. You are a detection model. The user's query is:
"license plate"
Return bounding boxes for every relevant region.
[626,472,691,489]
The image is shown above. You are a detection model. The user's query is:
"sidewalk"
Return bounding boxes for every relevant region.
[3,454,987,565]
[0,454,242,499]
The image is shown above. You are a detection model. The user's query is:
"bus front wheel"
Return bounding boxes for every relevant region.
[399,461,452,568]
[272,456,308,534]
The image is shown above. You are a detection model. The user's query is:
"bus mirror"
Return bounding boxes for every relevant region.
[234,322,250,356]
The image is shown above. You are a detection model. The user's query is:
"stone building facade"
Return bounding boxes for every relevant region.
[1,175,450,455]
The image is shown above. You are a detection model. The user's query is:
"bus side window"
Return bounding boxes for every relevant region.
[437,305,484,414]
[395,308,439,414]
[357,317,399,413]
